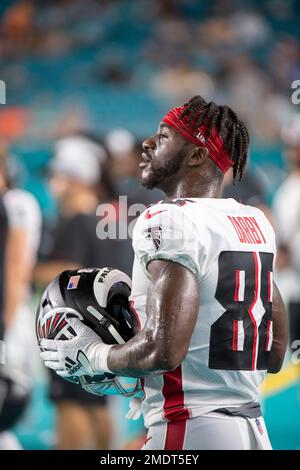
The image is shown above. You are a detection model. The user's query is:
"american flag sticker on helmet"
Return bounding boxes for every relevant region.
[67,275,81,290]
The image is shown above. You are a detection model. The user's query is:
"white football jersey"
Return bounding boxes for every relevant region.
[3,188,42,264]
[2,189,42,386]
[130,198,276,428]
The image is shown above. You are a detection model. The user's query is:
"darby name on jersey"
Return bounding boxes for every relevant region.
[99,453,200,466]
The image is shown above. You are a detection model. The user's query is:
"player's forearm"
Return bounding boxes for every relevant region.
[268,340,286,373]
[107,328,175,377]
[268,282,288,373]
[106,261,199,377]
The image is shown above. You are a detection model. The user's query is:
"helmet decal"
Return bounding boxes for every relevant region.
[93,268,132,308]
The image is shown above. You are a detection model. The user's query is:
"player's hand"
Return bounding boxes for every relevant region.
[40,318,112,378]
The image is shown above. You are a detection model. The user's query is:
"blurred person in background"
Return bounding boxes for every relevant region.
[0,176,8,371]
[222,166,266,207]
[0,179,8,446]
[222,165,274,224]
[0,181,8,346]
[34,133,117,450]
[106,128,164,206]
[273,115,300,350]
[0,144,42,450]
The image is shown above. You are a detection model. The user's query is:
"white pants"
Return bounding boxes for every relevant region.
[3,303,35,387]
[142,412,272,450]
[0,432,22,450]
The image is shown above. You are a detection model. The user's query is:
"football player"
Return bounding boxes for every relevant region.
[40,96,288,450]
[0,151,42,450]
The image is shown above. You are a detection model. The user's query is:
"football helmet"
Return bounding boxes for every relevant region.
[36,267,141,397]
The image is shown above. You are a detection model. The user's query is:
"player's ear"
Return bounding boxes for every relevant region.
[187,147,209,167]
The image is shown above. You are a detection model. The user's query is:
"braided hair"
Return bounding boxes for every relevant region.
[180,96,249,181]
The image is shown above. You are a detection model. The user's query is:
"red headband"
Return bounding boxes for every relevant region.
[162,105,233,173]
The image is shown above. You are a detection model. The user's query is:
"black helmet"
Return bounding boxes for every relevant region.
[36,267,141,397]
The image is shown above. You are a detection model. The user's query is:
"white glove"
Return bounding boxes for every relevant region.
[126,397,143,420]
[40,318,113,379]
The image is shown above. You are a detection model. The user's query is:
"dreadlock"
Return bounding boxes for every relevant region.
[180,96,249,181]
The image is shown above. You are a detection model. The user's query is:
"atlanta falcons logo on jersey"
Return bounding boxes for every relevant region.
[144,224,162,251]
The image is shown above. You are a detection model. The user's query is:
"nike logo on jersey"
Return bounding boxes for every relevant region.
[145,209,167,220]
